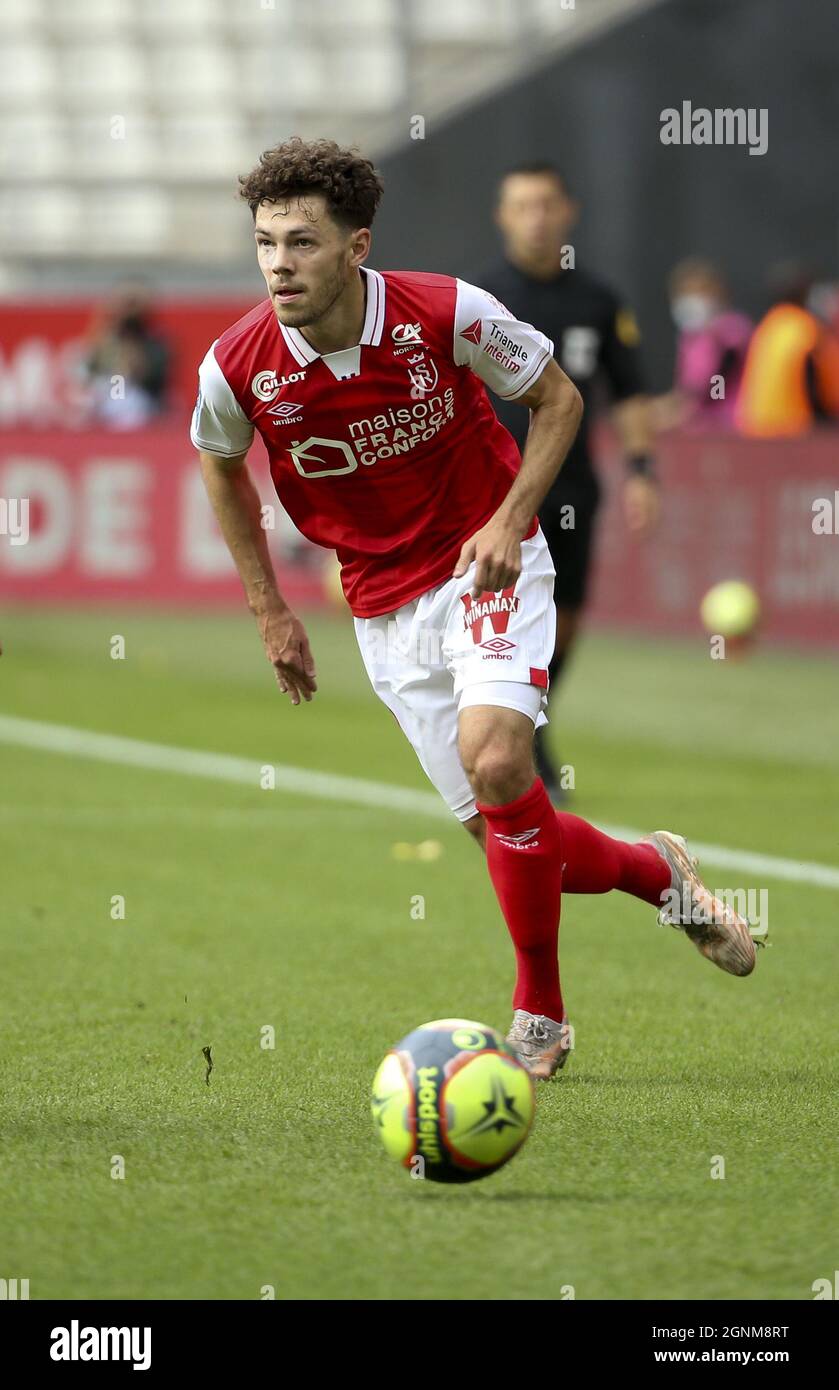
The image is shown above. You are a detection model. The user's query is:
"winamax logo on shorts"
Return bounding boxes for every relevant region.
[50,1321,151,1371]
[461,587,520,647]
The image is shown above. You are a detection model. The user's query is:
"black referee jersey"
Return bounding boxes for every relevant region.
[479,259,646,498]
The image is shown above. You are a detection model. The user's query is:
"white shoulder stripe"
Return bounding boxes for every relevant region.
[190,341,255,457]
[453,278,554,400]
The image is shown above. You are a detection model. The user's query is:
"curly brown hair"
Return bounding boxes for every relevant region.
[239,137,384,231]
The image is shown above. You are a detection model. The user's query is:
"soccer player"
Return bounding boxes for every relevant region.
[481,164,660,798]
[192,139,756,1081]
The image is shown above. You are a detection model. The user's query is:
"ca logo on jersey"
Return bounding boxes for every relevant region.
[392,322,423,345]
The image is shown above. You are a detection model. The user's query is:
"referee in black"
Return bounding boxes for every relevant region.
[481,162,660,799]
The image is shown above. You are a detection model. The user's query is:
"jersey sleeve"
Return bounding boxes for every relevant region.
[189,342,255,457]
[452,278,554,400]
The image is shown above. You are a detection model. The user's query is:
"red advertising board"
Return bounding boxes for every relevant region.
[588,428,839,647]
[0,298,257,428]
[0,428,326,608]
[0,293,837,645]
[1,424,837,646]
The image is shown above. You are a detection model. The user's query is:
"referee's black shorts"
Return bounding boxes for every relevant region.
[537,481,601,612]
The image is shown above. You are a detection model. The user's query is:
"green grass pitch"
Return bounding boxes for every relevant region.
[1,607,837,1300]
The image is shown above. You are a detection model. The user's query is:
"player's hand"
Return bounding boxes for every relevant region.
[453,519,522,598]
[254,607,317,705]
[623,475,661,538]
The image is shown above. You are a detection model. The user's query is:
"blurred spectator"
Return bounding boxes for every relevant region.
[83,282,172,428]
[736,263,839,437]
[657,258,752,429]
[808,279,839,330]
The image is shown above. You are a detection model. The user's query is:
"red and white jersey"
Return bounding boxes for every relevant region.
[190,268,553,617]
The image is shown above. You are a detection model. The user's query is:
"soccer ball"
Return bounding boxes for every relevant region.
[371,1018,535,1183]
[700,580,761,640]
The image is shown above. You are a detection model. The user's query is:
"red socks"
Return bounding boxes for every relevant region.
[475,783,673,1022]
[476,778,564,1021]
[556,812,671,906]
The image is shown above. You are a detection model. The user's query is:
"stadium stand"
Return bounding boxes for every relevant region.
[0,0,657,267]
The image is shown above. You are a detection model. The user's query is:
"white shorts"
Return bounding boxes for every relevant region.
[354,526,557,821]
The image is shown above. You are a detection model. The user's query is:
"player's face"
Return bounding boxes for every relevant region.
[254,196,367,328]
[496,174,577,262]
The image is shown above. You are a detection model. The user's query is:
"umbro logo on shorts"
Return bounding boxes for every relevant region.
[494,827,540,849]
[481,637,516,653]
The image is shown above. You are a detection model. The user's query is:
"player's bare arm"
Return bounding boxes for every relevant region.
[199,449,317,706]
[453,357,583,597]
[613,393,661,536]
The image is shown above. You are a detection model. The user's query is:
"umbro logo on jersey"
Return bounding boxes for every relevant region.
[392,322,423,345]
[494,828,541,849]
[268,400,303,422]
[481,637,516,653]
[460,318,482,346]
[251,369,307,401]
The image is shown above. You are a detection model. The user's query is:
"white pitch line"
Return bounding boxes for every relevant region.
[0,713,446,817]
[2,713,838,890]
